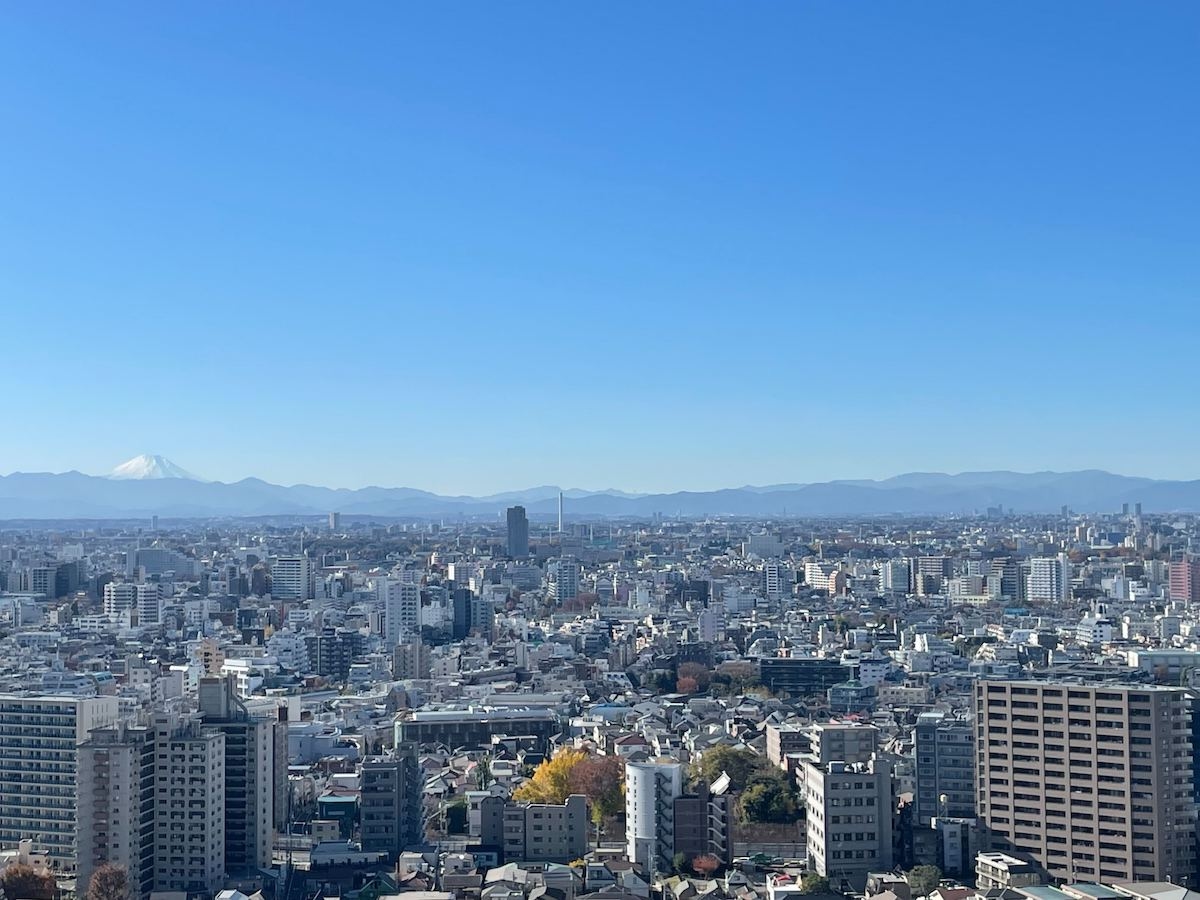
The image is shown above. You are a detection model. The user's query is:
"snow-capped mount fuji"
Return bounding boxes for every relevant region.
[108,454,203,481]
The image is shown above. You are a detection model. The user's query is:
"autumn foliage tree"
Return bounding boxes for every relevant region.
[513,749,625,823]
[677,662,712,691]
[85,864,130,900]
[513,749,588,804]
[691,854,722,877]
[0,864,57,900]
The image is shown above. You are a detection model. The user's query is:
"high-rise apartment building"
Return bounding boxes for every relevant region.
[103,582,164,625]
[0,694,119,866]
[1169,559,1200,603]
[198,677,285,875]
[550,556,579,603]
[625,760,683,875]
[377,576,420,645]
[360,743,422,859]
[914,711,974,825]
[975,680,1197,885]
[506,505,530,558]
[270,556,313,600]
[76,724,156,897]
[151,714,226,895]
[762,560,793,600]
[1027,555,1071,604]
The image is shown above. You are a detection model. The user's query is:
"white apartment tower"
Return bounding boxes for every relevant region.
[625,760,683,875]
[0,694,119,867]
[377,576,421,645]
[1026,555,1071,604]
[550,556,580,603]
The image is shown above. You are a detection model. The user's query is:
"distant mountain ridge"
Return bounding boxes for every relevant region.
[0,460,1196,519]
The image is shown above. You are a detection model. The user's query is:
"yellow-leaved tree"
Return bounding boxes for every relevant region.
[512,748,588,804]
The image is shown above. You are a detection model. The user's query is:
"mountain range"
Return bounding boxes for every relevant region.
[0,455,1196,519]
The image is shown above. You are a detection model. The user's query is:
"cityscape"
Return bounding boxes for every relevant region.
[4,4,1199,900]
[1,467,1200,900]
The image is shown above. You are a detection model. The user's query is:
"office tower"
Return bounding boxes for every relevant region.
[328,511,341,531]
[76,725,156,898]
[270,555,313,600]
[0,694,119,866]
[360,742,422,859]
[557,491,564,532]
[1169,559,1200,603]
[479,794,588,863]
[914,711,975,826]
[377,577,420,645]
[198,677,285,875]
[151,714,226,895]
[975,680,1196,885]
[550,555,579,603]
[762,559,793,600]
[506,505,530,558]
[29,561,81,598]
[626,760,684,875]
[1027,555,1070,603]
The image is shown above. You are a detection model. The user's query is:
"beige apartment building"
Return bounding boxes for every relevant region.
[975,680,1196,885]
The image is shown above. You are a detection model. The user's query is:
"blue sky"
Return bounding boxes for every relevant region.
[2,3,1197,493]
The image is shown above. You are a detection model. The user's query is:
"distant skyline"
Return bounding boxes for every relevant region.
[3,3,1198,494]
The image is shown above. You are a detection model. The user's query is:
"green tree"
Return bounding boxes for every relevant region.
[445,798,468,834]
[906,865,942,897]
[693,746,762,790]
[799,874,830,894]
[737,771,799,823]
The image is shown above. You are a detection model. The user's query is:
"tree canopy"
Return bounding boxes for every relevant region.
[85,864,129,900]
[906,865,942,897]
[513,749,625,823]
[1,865,56,900]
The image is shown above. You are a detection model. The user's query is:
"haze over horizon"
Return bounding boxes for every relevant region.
[3,3,1197,493]
[1,453,1196,498]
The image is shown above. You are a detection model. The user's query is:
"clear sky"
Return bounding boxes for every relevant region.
[2,3,1197,494]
